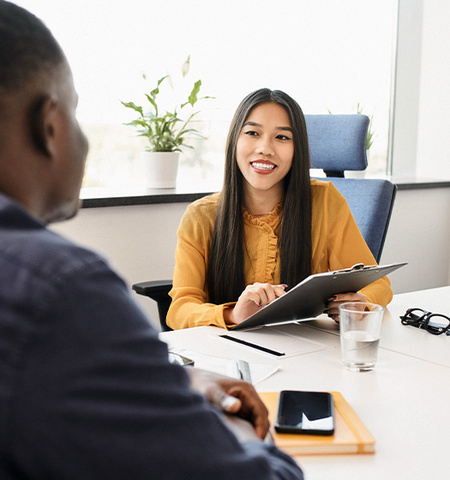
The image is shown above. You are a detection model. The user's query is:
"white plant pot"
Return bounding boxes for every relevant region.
[141,151,180,189]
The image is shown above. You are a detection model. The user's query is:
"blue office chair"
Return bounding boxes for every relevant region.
[307,114,396,263]
[133,114,396,331]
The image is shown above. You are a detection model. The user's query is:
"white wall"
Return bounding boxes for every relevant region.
[390,0,423,177]
[390,0,450,287]
[380,187,450,292]
[393,0,450,180]
[416,0,450,179]
[51,187,450,327]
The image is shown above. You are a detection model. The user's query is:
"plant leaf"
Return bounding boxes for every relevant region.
[187,80,202,107]
[121,101,143,116]
[121,61,213,152]
[145,93,158,115]
[150,75,168,99]
[182,55,190,78]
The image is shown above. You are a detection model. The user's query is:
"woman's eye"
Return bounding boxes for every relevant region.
[244,130,258,136]
[277,134,291,140]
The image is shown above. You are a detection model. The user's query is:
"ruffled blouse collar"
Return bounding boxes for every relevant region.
[242,202,283,227]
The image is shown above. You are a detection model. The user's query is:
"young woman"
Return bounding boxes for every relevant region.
[166,88,392,330]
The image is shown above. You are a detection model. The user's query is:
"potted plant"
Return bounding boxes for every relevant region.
[121,57,212,188]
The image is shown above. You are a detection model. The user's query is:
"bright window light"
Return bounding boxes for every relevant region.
[14,0,397,191]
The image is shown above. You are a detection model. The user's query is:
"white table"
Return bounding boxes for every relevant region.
[305,285,450,367]
[160,287,450,480]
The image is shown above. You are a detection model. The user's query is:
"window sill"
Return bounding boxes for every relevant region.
[80,176,450,209]
[392,177,450,191]
[80,185,218,208]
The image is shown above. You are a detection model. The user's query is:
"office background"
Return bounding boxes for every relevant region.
[17,0,396,186]
[40,0,450,325]
[50,186,450,326]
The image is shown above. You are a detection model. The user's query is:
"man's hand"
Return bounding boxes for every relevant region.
[187,368,269,439]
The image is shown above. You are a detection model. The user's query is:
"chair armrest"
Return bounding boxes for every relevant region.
[132,280,173,332]
[132,280,173,300]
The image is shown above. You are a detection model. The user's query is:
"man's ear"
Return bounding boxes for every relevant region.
[30,95,58,158]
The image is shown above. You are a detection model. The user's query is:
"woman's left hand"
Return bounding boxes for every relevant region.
[325,292,366,323]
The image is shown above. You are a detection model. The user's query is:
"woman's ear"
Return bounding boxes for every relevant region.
[29,95,57,158]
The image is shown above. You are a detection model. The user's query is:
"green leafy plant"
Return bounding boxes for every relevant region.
[121,57,213,152]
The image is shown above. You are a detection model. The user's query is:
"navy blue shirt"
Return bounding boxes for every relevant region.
[0,194,302,480]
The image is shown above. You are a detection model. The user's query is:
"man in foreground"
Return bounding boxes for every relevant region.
[0,1,303,478]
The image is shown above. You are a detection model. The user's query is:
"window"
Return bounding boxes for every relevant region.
[15,0,397,191]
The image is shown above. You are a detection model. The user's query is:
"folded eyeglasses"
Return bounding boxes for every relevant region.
[400,308,450,336]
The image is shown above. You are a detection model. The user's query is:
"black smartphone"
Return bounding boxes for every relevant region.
[275,390,335,435]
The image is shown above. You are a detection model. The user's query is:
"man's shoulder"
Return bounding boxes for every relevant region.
[40,228,108,274]
[0,195,106,277]
[1,222,109,288]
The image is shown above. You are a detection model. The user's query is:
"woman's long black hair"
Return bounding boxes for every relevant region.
[207,88,312,304]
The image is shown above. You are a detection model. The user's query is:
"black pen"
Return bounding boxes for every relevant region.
[220,334,285,357]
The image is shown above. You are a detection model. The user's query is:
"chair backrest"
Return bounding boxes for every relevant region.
[321,177,396,263]
[306,114,369,176]
[133,114,396,330]
[306,114,396,263]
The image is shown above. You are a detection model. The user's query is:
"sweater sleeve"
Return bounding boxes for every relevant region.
[167,197,233,329]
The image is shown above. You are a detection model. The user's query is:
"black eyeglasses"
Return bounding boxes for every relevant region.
[400,308,450,336]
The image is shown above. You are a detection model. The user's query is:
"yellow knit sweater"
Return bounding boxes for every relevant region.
[167,179,392,329]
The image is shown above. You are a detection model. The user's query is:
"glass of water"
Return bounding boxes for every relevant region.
[339,302,385,372]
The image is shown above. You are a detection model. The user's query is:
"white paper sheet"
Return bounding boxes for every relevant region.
[220,326,325,358]
[172,349,279,385]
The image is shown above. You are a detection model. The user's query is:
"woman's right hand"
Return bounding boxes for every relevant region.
[225,282,287,325]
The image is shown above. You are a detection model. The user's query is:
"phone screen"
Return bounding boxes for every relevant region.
[275,390,334,435]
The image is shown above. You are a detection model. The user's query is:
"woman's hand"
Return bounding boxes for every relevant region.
[326,292,366,323]
[226,282,287,325]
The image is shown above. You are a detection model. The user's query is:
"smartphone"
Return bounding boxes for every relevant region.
[275,390,334,435]
[168,352,195,367]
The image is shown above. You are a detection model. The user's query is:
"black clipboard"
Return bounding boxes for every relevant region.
[231,262,407,331]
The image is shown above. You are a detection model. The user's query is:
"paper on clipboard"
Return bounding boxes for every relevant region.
[232,262,406,331]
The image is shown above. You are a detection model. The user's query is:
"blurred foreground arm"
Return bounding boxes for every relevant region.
[187,368,270,439]
[7,247,303,479]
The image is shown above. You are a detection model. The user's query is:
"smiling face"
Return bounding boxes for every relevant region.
[236,102,294,203]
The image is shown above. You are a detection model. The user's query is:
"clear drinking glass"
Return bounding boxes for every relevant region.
[339,302,384,372]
